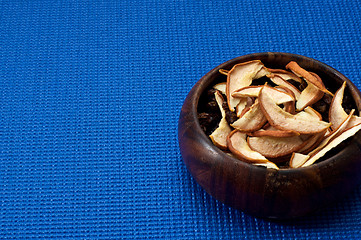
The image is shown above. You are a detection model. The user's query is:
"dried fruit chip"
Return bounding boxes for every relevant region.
[227,130,268,163]
[274,85,297,114]
[248,125,297,138]
[235,97,253,117]
[286,61,333,96]
[298,130,328,154]
[267,68,303,83]
[213,82,227,95]
[303,106,323,120]
[295,107,323,121]
[254,67,271,79]
[268,74,301,100]
[232,85,294,104]
[219,69,229,75]
[232,85,263,98]
[308,109,355,157]
[289,153,310,168]
[226,60,266,111]
[254,161,279,170]
[329,81,361,130]
[248,134,306,159]
[259,85,331,134]
[296,81,324,111]
[302,122,361,167]
[231,100,267,132]
[209,91,232,149]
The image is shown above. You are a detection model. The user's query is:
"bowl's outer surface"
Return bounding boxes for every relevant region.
[178,52,361,219]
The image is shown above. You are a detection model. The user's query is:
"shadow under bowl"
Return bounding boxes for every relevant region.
[178,52,361,219]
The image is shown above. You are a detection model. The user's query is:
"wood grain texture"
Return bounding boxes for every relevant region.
[178,52,361,219]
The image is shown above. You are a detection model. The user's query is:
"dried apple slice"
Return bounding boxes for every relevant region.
[267,68,303,83]
[296,106,323,121]
[254,161,279,170]
[232,85,294,104]
[232,85,262,98]
[274,86,296,114]
[254,67,270,79]
[226,60,265,111]
[289,153,310,168]
[308,109,354,157]
[329,82,348,129]
[286,61,333,96]
[248,125,297,138]
[310,72,323,83]
[248,134,306,158]
[275,85,296,99]
[213,82,227,95]
[296,82,324,111]
[329,81,361,130]
[295,71,324,111]
[231,100,267,132]
[283,102,295,114]
[268,74,301,100]
[219,69,229,75]
[235,97,253,117]
[227,130,268,163]
[303,106,322,120]
[259,85,331,134]
[298,130,328,154]
[221,67,270,80]
[209,91,232,149]
[237,105,251,118]
[302,122,361,167]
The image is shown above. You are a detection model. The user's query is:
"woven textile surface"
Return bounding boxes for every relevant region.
[1,0,361,239]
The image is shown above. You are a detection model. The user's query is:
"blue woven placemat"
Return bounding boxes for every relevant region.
[1,0,361,239]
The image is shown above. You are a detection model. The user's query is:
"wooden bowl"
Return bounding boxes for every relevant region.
[178,52,361,219]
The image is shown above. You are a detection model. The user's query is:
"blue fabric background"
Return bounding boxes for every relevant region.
[1,0,361,239]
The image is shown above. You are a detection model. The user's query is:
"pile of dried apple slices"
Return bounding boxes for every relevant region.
[207,60,361,169]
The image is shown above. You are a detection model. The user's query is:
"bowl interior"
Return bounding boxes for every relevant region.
[196,52,361,169]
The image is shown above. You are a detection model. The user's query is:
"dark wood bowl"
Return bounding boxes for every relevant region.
[178,52,361,219]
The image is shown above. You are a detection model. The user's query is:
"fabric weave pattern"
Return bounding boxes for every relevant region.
[1,0,361,239]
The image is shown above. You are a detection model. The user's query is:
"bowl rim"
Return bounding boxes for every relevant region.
[190,52,361,173]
